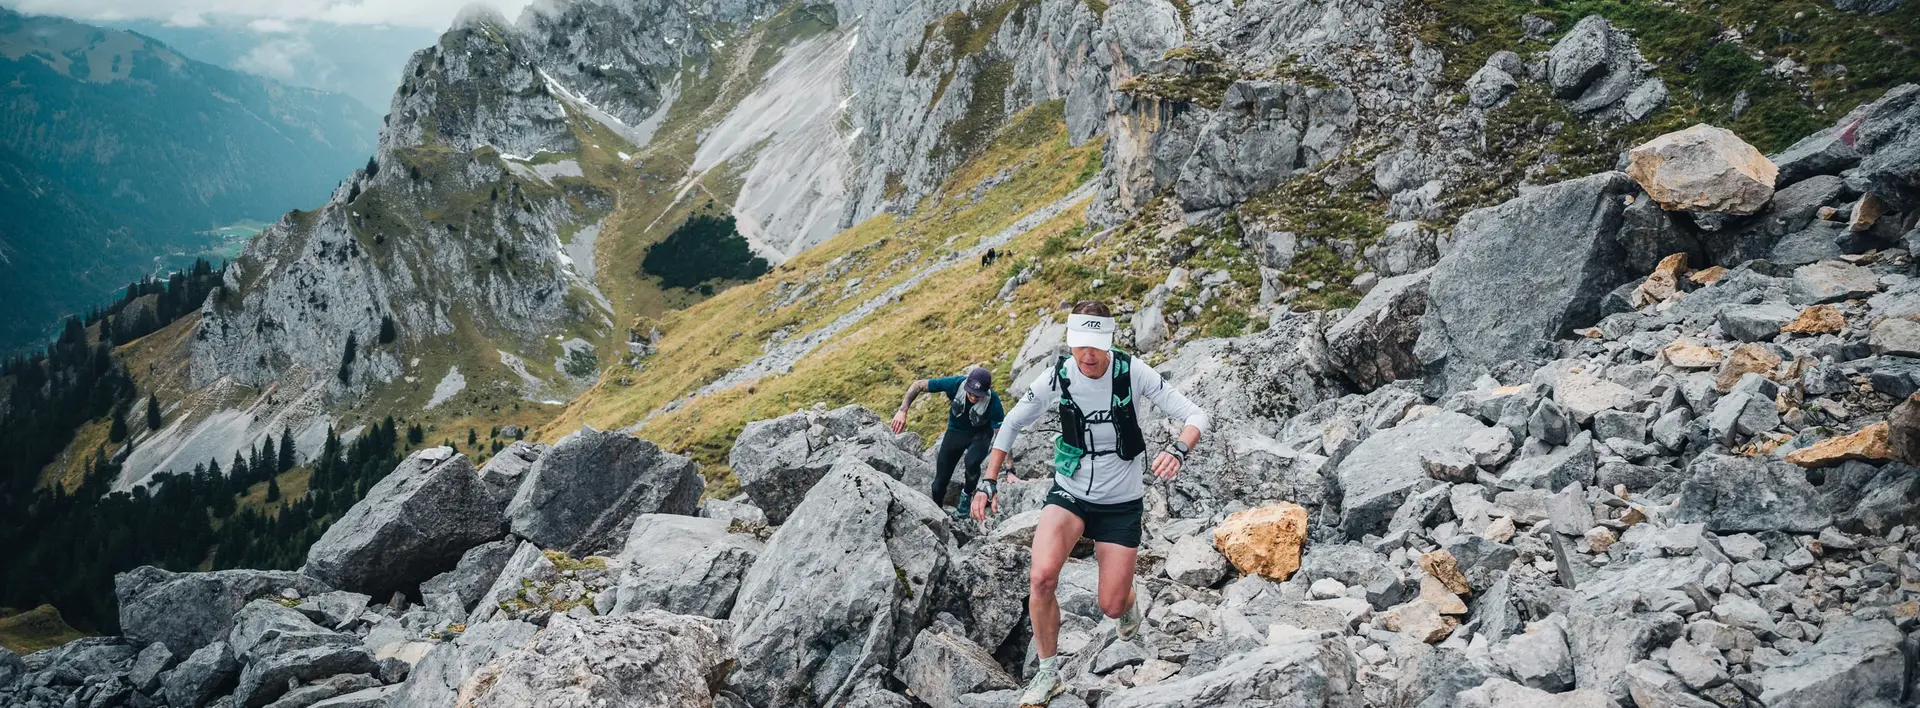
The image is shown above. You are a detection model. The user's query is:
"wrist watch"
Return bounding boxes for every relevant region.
[1168,440,1190,461]
[977,478,998,498]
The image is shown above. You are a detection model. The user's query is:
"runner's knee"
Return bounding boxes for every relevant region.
[1098,591,1128,618]
[1029,567,1060,597]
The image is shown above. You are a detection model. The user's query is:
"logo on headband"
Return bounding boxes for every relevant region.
[1084,320,1103,329]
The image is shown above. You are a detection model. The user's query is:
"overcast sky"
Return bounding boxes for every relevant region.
[7,0,534,30]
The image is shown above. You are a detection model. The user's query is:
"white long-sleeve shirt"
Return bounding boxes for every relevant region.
[993,355,1210,504]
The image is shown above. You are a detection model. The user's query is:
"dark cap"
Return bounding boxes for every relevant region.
[963,367,992,397]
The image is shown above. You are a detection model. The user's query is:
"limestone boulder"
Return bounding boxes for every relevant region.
[895,628,1015,708]
[1334,411,1489,537]
[1101,635,1360,707]
[386,620,537,708]
[304,447,505,597]
[506,427,702,556]
[729,459,951,707]
[1670,454,1831,533]
[729,405,927,524]
[612,514,763,619]
[1626,124,1777,215]
[1323,268,1431,392]
[1785,422,1893,467]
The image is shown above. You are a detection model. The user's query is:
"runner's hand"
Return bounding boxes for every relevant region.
[1151,452,1182,480]
[889,410,907,434]
[970,491,997,521]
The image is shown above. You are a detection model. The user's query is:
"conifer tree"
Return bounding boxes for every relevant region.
[108,404,128,443]
[278,428,295,473]
[145,394,161,431]
[265,476,281,503]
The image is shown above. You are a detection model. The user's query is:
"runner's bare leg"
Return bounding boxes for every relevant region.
[1093,541,1139,618]
[1029,505,1085,658]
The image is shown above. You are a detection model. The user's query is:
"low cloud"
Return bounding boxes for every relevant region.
[7,0,535,31]
[234,35,315,82]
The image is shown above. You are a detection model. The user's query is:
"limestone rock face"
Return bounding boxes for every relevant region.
[304,447,505,597]
[1172,80,1358,211]
[1627,124,1778,215]
[454,612,734,708]
[895,628,1015,708]
[728,459,951,707]
[1212,503,1310,580]
[506,427,702,556]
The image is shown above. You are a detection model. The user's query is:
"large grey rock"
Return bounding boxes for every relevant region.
[1324,269,1431,392]
[1335,411,1490,538]
[476,440,548,505]
[294,591,370,631]
[1753,619,1907,707]
[1670,455,1832,533]
[937,538,1030,655]
[164,641,240,708]
[126,641,177,693]
[454,612,733,708]
[729,405,926,525]
[116,566,334,656]
[1467,62,1518,108]
[1490,617,1573,690]
[386,620,537,708]
[1164,533,1231,587]
[1545,16,1650,114]
[1456,677,1612,708]
[1172,80,1356,211]
[228,599,356,663]
[304,447,505,597]
[507,427,702,556]
[1790,260,1880,304]
[1417,172,1679,394]
[896,628,1015,708]
[1719,303,1800,342]
[308,686,398,708]
[729,458,951,708]
[1499,432,1597,491]
[1566,611,1683,701]
[0,646,22,687]
[420,539,515,619]
[233,644,379,708]
[612,514,763,619]
[1101,635,1360,707]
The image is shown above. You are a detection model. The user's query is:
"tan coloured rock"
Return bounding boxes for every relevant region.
[1632,253,1690,307]
[1418,550,1471,595]
[1626,124,1778,215]
[1786,422,1893,467]
[1483,516,1516,543]
[1212,503,1309,580]
[1781,305,1846,335]
[1688,266,1728,285]
[1378,599,1457,644]
[1818,206,1841,221]
[1662,339,1722,369]
[1850,194,1886,232]
[1714,343,1782,392]
[1419,575,1468,615]
[1584,527,1617,554]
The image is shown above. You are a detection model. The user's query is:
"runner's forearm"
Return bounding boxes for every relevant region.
[983,449,1008,483]
[898,379,928,414]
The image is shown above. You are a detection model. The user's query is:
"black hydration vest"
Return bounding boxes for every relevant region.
[948,388,991,430]
[1056,350,1146,462]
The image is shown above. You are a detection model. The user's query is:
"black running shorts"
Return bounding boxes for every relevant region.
[1043,482,1144,548]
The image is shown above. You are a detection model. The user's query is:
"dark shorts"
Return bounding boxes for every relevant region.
[1043,482,1144,548]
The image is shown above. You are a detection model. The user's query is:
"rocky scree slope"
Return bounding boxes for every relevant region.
[15,85,1920,707]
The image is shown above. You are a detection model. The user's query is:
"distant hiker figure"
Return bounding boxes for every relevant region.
[892,365,1005,519]
[981,247,998,267]
[974,300,1209,706]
